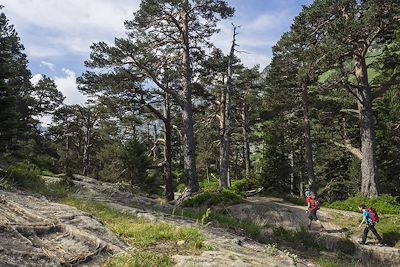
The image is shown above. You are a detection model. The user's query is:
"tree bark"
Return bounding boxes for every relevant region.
[290,150,295,196]
[82,125,91,176]
[354,55,379,198]
[242,104,251,179]
[181,2,198,193]
[302,84,316,193]
[220,25,237,188]
[164,94,174,201]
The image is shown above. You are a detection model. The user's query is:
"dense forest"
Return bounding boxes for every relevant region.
[1,0,399,204]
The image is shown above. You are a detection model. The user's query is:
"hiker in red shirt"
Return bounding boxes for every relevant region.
[306,194,324,230]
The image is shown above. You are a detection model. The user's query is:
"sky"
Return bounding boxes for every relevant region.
[2,0,313,123]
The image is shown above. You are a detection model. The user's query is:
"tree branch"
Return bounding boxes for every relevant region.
[372,72,400,99]
[333,141,363,160]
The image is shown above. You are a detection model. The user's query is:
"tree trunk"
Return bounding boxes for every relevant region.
[354,55,379,198]
[302,84,316,193]
[164,95,174,201]
[290,150,295,196]
[82,126,91,176]
[220,26,236,188]
[242,104,251,179]
[181,3,198,193]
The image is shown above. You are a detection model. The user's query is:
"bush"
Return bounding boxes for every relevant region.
[5,162,45,190]
[199,180,219,192]
[327,194,400,215]
[41,180,75,199]
[182,189,243,208]
[231,178,259,193]
[176,183,186,193]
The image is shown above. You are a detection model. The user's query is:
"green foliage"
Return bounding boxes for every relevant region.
[120,139,151,186]
[105,251,173,267]
[327,194,400,215]
[5,162,45,190]
[199,180,220,192]
[62,198,207,251]
[176,183,186,193]
[41,180,75,199]
[209,211,262,238]
[230,178,259,193]
[273,226,320,251]
[181,189,243,208]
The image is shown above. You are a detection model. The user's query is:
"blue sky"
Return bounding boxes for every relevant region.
[2,0,313,112]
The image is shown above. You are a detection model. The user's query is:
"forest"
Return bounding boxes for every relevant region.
[1,0,400,266]
[1,0,400,204]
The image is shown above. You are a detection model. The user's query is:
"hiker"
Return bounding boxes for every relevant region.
[358,204,386,246]
[306,194,324,230]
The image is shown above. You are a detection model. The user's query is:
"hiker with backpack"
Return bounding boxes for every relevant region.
[306,193,324,230]
[358,204,386,246]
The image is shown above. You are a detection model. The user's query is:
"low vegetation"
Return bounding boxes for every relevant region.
[61,198,210,266]
[326,194,400,215]
[0,162,75,199]
[327,195,400,248]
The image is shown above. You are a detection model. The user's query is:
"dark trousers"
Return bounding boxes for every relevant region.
[362,224,384,244]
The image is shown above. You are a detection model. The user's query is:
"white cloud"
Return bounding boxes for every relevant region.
[248,12,291,31]
[54,68,87,105]
[40,61,55,71]
[2,0,140,57]
[30,74,43,85]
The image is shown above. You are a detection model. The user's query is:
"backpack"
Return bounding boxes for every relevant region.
[314,199,320,210]
[367,208,380,223]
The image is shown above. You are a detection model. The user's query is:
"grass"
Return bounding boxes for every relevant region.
[105,250,174,267]
[326,194,400,215]
[1,162,75,199]
[61,198,210,266]
[315,256,355,267]
[272,226,320,251]
[329,208,400,248]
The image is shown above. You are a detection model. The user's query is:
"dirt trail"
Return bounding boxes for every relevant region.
[226,197,400,267]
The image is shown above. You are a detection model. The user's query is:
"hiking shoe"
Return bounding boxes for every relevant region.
[378,243,387,247]
[358,241,366,245]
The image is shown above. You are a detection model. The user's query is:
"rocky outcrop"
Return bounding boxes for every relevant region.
[0,190,127,266]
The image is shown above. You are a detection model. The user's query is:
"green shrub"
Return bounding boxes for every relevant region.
[199,180,219,192]
[6,162,45,190]
[182,189,243,208]
[41,180,75,199]
[327,194,400,215]
[176,183,186,193]
[230,178,258,193]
